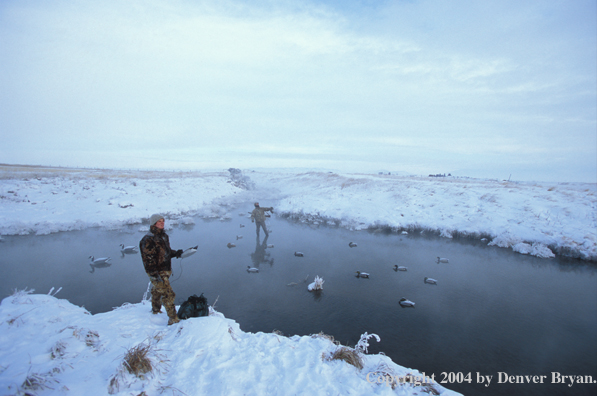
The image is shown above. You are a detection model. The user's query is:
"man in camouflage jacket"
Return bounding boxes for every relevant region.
[250,202,274,237]
[140,214,183,325]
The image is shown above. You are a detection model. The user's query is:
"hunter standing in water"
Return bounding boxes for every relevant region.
[250,202,274,237]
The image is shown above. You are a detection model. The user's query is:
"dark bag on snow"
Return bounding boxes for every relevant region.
[177,293,209,319]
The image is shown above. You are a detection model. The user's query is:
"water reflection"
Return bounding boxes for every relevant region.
[250,235,274,268]
[89,261,112,273]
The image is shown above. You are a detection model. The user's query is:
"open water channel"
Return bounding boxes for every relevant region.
[1,210,596,395]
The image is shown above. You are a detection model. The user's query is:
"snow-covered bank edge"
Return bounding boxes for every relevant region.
[0,165,595,262]
[250,170,597,262]
[0,289,461,396]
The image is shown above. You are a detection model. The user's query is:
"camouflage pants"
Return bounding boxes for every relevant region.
[255,221,268,236]
[149,272,177,321]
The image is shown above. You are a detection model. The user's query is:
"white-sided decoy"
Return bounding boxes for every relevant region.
[120,244,138,253]
[181,245,198,259]
[294,252,304,257]
[393,265,407,271]
[349,242,357,248]
[399,297,415,307]
[307,275,324,291]
[437,257,449,263]
[267,244,274,248]
[89,256,111,264]
[246,266,259,273]
[227,243,236,248]
[355,271,369,278]
[424,277,438,284]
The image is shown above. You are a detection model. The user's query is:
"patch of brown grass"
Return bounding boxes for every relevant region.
[123,344,153,377]
[109,341,166,395]
[325,347,364,370]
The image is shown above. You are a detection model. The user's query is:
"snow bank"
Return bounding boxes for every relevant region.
[0,290,459,395]
[0,165,595,260]
[250,171,596,261]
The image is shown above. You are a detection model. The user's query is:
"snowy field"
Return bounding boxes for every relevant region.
[1,165,596,395]
[1,165,595,261]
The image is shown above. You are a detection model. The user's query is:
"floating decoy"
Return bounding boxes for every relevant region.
[89,256,111,264]
[240,224,245,228]
[307,276,324,291]
[267,244,274,248]
[355,271,369,278]
[424,277,438,284]
[294,252,304,257]
[227,243,236,248]
[437,257,449,263]
[399,298,415,307]
[120,244,138,254]
[181,245,198,258]
[246,266,259,273]
[348,242,357,248]
[393,265,407,271]
[236,235,243,240]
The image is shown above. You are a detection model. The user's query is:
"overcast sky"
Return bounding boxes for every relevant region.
[1,0,595,182]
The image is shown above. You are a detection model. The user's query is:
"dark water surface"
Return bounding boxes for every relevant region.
[1,212,596,396]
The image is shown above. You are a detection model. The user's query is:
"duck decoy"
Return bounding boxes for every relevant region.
[437,257,449,263]
[355,271,369,278]
[348,242,357,248]
[181,245,198,258]
[236,235,243,240]
[399,297,415,307]
[240,224,245,228]
[89,256,111,264]
[424,277,438,284]
[246,266,259,273]
[393,265,407,271]
[294,252,304,257]
[307,276,324,291]
[267,244,274,248]
[120,244,138,254]
[227,243,236,248]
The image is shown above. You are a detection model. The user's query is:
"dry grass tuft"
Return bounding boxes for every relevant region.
[50,340,68,359]
[109,341,168,394]
[156,385,188,395]
[324,346,364,370]
[311,331,339,345]
[123,344,153,377]
[72,327,100,348]
[421,384,441,395]
[22,372,57,393]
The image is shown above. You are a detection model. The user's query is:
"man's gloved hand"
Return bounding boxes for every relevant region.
[173,249,183,258]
